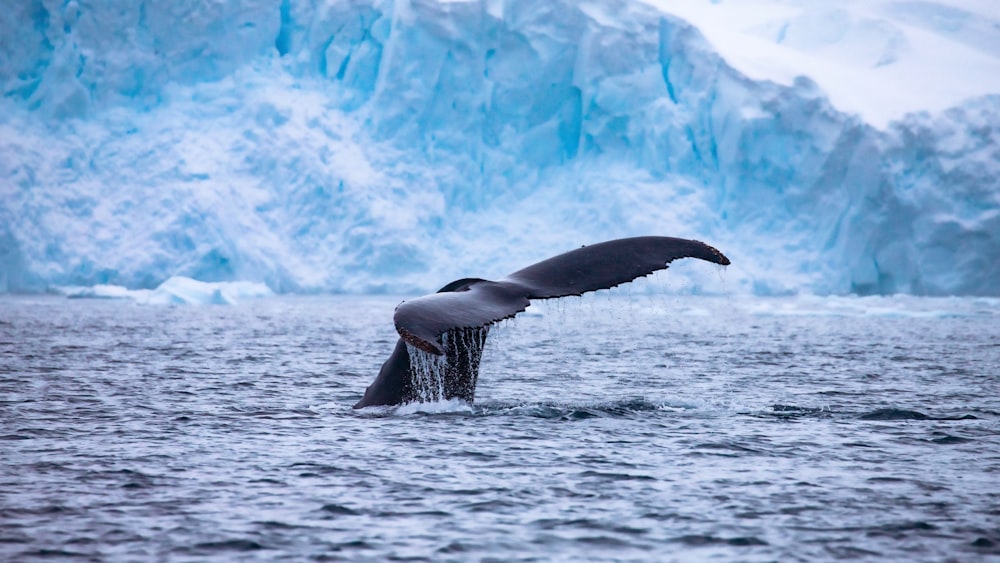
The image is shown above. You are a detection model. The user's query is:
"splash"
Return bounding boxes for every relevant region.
[394,399,475,416]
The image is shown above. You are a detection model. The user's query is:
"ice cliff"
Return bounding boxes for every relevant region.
[1,0,998,295]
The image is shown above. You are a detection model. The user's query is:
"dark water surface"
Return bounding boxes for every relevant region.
[2,294,999,561]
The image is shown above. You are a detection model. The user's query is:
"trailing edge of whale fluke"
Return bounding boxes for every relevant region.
[353,236,730,409]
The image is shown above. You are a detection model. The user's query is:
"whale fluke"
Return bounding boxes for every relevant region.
[354,236,730,409]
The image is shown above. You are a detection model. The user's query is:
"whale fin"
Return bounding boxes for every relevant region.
[506,236,730,298]
[393,236,730,354]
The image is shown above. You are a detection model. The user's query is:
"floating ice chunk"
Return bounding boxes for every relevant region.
[143,277,273,305]
[53,277,272,305]
[54,284,151,301]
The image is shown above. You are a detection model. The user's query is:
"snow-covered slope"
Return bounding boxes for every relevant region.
[648,0,1000,128]
[1,0,997,295]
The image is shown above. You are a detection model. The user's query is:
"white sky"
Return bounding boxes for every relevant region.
[641,0,1000,127]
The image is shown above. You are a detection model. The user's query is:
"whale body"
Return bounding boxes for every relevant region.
[353,236,730,409]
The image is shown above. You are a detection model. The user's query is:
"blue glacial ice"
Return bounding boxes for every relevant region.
[0,0,997,296]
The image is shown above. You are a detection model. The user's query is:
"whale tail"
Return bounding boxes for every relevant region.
[354,236,730,408]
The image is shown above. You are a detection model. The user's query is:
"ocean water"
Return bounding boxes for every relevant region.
[2,293,999,561]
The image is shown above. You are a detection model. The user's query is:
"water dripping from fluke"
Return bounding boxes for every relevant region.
[406,341,450,404]
[405,326,489,406]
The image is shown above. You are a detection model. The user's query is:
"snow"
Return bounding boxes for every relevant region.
[649,0,1000,128]
[0,0,998,297]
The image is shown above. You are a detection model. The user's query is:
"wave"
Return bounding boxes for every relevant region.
[352,398,987,422]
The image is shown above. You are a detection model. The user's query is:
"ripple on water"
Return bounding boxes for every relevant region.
[1,295,999,561]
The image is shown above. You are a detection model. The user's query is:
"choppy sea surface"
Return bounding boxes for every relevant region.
[2,293,999,561]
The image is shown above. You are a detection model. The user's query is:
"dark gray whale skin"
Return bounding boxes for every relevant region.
[353,236,730,409]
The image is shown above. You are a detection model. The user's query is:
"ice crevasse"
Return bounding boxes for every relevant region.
[0,0,997,296]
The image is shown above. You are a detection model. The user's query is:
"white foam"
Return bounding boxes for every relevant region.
[393,398,475,416]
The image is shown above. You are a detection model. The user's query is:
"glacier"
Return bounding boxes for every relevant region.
[1,0,998,296]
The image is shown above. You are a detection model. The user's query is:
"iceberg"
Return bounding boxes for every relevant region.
[143,276,274,305]
[54,284,150,301]
[54,276,273,305]
[0,0,997,296]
